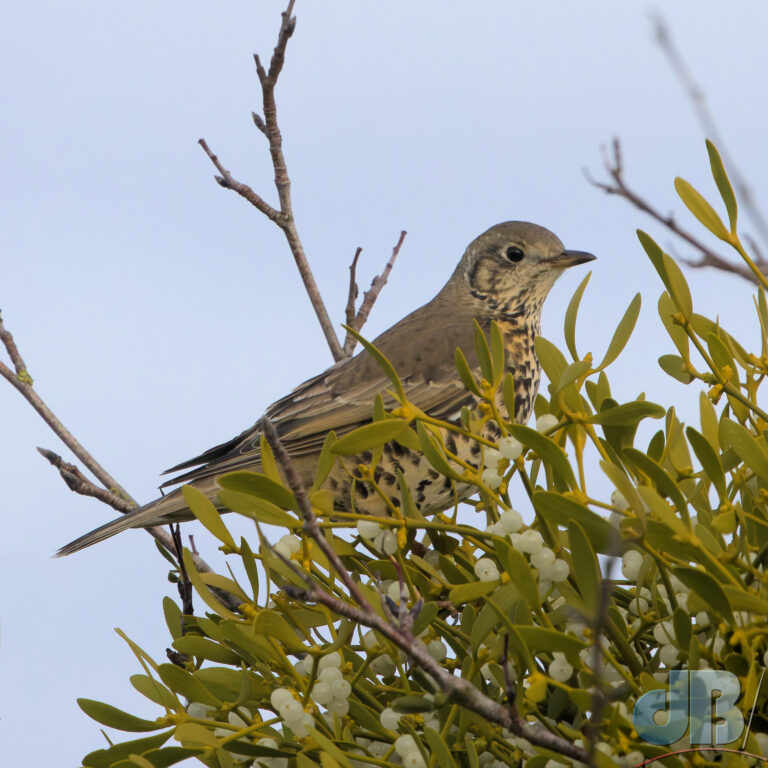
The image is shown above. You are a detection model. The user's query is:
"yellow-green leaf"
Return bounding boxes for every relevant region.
[658,354,693,384]
[719,418,768,482]
[589,400,665,427]
[674,177,730,242]
[673,566,733,623]
[218,489,297,528]
[77,699,162,732]
[568,521,601,615]
[449,580,497,602]
[343,325,406,401]
[218,471,296,510]
[706,139,737,234]
[598,293,641,369]
[454,347,481,396]
[331,419,409,454]
[473,320,494,382]
[508,424,577,491]
[686,426,727,502]
[564,271,591,361]
[253,610,305,651]
[182,486,236,550]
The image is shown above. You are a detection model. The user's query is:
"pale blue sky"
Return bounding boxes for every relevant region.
[1,1,767,765]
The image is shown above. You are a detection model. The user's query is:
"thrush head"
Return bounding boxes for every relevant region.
[453,221,595,317]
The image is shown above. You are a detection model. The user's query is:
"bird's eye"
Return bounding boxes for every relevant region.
[505,246,525,262]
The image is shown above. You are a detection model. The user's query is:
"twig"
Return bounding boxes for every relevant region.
[37,447,134,513]
[344,247,363,330]
[652,14,768,247]
[198,1,346,363]
[261,417,369,609]
[261,416,587,763]
[1,311,134,502]
[342,231,407,356]
[586,139,768,284]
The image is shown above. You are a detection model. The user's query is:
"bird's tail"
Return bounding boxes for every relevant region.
[55,486,195,557]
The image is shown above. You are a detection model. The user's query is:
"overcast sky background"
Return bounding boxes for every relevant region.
[2,1,767,765]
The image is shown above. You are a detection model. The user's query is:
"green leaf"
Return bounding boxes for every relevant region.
[601,461,645,523]
[568,521,601,615]
[534,336,568,387]
[81,732,173,768]
[218,471,296,510]
[422,728,459,768]
[77,699,163,732]
[473,320,494,382]
[658,354,693,384]
[564,271,591,361]
[662,252,693,319]
[391,695,435,714]
[130,675,179,710]
[306,728,353,768]
[181,548,242,620]
[686,426,727,502]
[172,636,241,665]
[674,177,730,241]
[507,424,577,491]
[343,325,406,401]
[173,723,220,749]
[719,418,768,482]
[218,489,297,528]
[449,580,497,602]
[489,321,506,386]
[502,372,516,419]
[657,291,690,357]
[182,485,236,550]
[532,491,617,554]
[588,400,665,426]
[515,626,586,656]
[258,432,281,483]
[673,566,733,623]
[253,610,306,651]
[331,419,409,454]
[162,597,182,641]
[622,447,688,518]
[706,139,737,234]
[638,231,693,319]
[312,430,338,490]
[495,543,539,609]
[157,664,221,707]
[416,422,464,481]
[555,359,591,394]
[598,293,641,369]
[455,347,481,396]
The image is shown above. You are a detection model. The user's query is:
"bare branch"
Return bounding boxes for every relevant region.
[197,138,283,223]
[652,14,768,246]
[344,247,363,332]
[261,415,587,763]
[0,310,134,502]
[586,139,768,284]
[37,447,135,512]
[198,1,346,362]
[342,230,407,356]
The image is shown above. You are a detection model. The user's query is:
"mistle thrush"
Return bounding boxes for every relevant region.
[58,221,594,555]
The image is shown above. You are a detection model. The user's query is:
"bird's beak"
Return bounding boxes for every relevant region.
[549,250,596,268]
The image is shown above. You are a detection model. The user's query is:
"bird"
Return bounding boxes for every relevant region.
[57,221,594,555]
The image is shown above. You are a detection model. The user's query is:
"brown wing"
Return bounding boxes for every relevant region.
[160,284,480,488]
